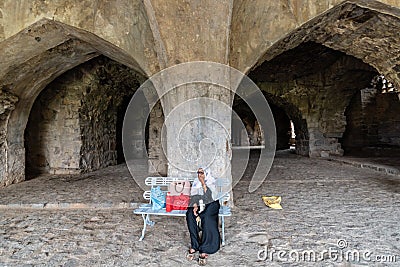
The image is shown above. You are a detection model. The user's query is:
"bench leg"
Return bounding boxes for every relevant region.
[221,216,225,246]
[139,214,154,241]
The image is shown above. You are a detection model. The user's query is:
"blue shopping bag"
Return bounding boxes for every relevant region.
[150,186,166,210]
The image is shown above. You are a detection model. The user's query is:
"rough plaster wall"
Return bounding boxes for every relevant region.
[0,0,159,75]
[230,0,304,72]
[1,1,400,76]
[161,83,233,178]
[147,0,232,66]
[92,0,160,74]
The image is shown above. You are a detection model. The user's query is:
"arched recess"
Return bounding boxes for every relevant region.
[232,93,307,153]
[260,93,309,155]
[231,95,265,148]
[24,56,146,177]
[341,77,400,157]
[0,19,149,186]
[247,0,400,157]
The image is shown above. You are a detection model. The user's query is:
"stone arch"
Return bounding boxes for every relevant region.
[260,92,309,156]
[24,56,145,177]
[232,92,308,153]
[269,103,292,151]
[250,0,400,84]
[0,18,148,186]
[231,95,264,148]
[247,0,400,157]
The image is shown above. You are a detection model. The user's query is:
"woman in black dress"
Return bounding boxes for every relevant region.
[186,167,220,265]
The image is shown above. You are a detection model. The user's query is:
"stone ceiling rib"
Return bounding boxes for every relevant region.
[225,0,234,65]
[143,0,168,69]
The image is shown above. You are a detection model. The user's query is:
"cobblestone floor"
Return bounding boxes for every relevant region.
[0,151,399,266]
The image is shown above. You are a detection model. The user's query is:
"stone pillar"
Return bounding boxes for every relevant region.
[293,118,310,156]
[142,62,242,187]
[147,101,168,175]
[308,128,343,157]
[162,84,233,180]
[306,109,345,158]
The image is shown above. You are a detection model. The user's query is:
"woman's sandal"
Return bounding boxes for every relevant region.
[186,249,196,261]
[198,253,208,266]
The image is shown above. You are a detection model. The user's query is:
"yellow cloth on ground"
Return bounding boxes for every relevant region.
[262,196,282,209]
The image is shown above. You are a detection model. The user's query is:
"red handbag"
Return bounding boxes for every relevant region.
[173,193,190,210]
[166,192,173,212]
[166,192,189,211]
[166,180,191,212]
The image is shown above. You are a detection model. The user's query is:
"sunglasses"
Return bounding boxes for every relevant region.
[197,171,204,174]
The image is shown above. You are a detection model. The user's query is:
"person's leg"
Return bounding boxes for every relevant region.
[198,201,221,255]
[186,207,200,251]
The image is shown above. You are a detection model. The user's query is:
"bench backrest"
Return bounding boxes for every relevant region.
[143,176,231,204]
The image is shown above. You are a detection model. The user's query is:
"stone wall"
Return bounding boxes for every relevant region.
[376,94,400,147]
[25,79,82,175]
[257,54,376,157]
[0,89,19,186]
[79,58,144,170]
[342,89,400,156]
[25,56,141,175]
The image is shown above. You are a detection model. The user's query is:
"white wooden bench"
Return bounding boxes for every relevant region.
[133,176,232,245]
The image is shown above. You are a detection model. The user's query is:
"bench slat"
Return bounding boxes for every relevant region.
[134,207,187,216]
[134,207,232,216]
[145,177,229,186]
[145,177,195,186]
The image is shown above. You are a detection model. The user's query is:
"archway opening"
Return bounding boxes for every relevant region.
[231,92,307,157]
[231,95,264,149]
[24,56,144,179]
[341,74,400,157]
[248,40,382,157]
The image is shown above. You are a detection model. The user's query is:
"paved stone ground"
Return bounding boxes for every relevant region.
[0,163,142,209]
[0,151,399,266]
